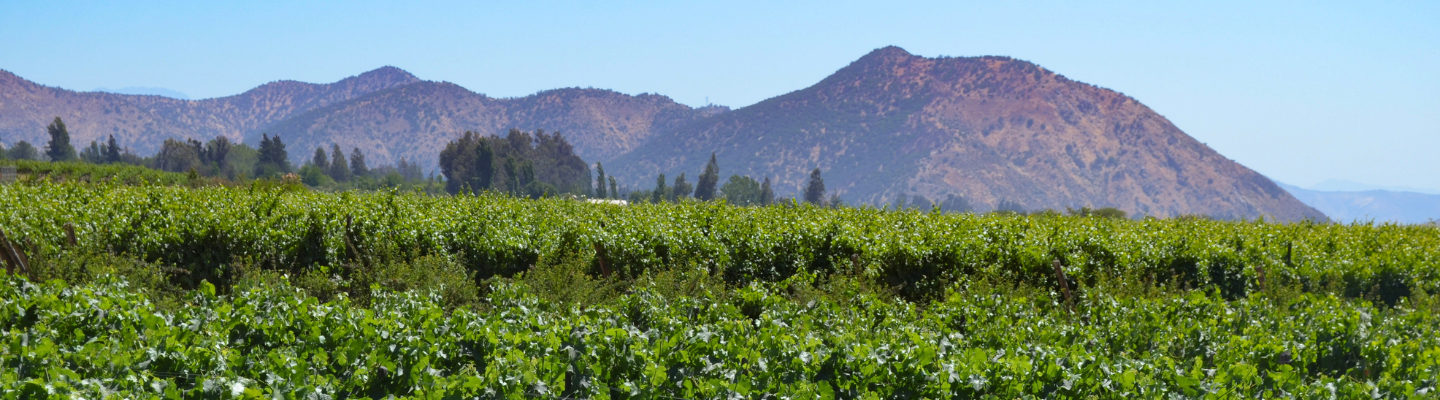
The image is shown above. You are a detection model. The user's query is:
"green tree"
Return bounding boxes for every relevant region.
[694,153,720,201]
[45,117,77,162]
[299,164,334,187]
[595,162,608,198]
[652,174,668,203]
[312,147,329,170]
[329,144,351,182]
[254,134,291,178]
[153,138,202,172]
[350,147,369,178]
[804,168,825,205]
[940,194,973,213]
[759,177,775,206]
[671,172,693,202]
[911,195,931,210]
[608,176,618,200]
[201,136,231,174]
[79,140,105,163]
[105,135,122,164]
[720,175,762,206]
[8,141,38,161]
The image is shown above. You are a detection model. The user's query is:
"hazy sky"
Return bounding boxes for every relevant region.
[3,1,1436,191]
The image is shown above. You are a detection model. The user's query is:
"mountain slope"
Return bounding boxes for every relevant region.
[610,46,1324,220]
[0,67,720,171]
[0,67,421,154]
[1279,183,1440,224]
[261,83,719,170]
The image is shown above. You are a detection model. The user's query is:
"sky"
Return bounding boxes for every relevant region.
[2,1,1437,192]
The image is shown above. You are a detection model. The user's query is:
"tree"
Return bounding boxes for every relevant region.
[79,140,105,163]
[153,138,202,172]
[804,168,825,205]
[608,176,618,200]
[911,195,931,210]
[254,134,291,178]
[651,174,668,203]
[671,172,693,202]
[828,194,844,209]
[694,153,720,201]
[940,194,973,213]
[105,135,121,164]
[329,144,350,182]
[45,117,76,162]
[759,177,775,206]
[201,136,231,172]
[720,175,761,206]
[350,147,369,178]
[595,162,608,198]
[7,141,39,161]
[312,147,329,170]
[1093,207,1127,219]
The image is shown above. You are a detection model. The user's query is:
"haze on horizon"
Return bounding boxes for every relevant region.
[1,1,1436,193]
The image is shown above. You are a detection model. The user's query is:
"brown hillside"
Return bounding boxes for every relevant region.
[261,83,718,170]
[0,67,420,154]
[0,68,720,171]
[611,46,1325,220]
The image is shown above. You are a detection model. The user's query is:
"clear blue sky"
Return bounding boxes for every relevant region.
[3,1,1437,191]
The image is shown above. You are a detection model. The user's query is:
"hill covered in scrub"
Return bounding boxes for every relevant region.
[608,47,1325,220]
[0,47,1324,220]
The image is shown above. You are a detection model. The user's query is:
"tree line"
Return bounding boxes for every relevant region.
[12,117,1012,213]
[438,129,591,198]
[3,117,440,192]
[595,153,844,208]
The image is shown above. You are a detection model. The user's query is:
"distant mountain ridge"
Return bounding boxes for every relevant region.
[0,66,421,155]
[0,47,1325,220]
[0,67,721,173]
[92,87,191,100]
[1278,183,1440,224]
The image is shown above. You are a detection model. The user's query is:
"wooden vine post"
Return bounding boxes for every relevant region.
[0,230,29,276]
[64,223,77,247]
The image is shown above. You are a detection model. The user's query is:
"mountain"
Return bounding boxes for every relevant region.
[0,66,421,155]
[0,67,722,172]
[260,83,721,171]
[93,87,190,100]
[1278,183,1440,224]
[608,46,1325,221]
[1,48,1326,220]
[1305,179,1440,195]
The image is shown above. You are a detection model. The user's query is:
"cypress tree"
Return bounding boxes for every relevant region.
[652,174,668,204]
[672,172,693,202]
[760,177,775,206]
[312,147,329,170]
[694,153,720,201]
[105,135,121,163]
[350,148,368,178]
[595,162,607,198]
[608,177,618,200]
[804,168,825,205]
[44,117,77,162]
[329,144,350,182]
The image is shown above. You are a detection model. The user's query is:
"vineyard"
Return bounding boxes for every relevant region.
[1,181,1438,398]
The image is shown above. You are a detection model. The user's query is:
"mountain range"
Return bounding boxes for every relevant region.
[1278,183,1440,224]
[0,46,1325,220]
